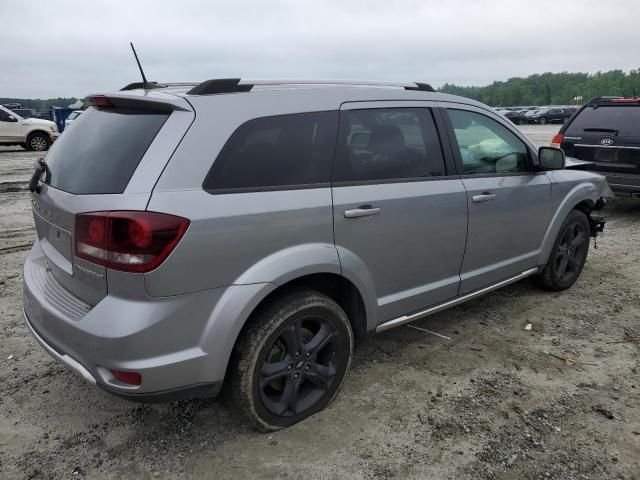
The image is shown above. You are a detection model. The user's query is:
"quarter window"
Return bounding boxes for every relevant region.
[332,108,446,182]
[203,111,338,192]
[447,109,529,175]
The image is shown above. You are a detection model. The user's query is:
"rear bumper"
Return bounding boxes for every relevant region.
[600,172,640,195]
[22,241,232,401]
[23,307,222,402]
[24,308,97,385]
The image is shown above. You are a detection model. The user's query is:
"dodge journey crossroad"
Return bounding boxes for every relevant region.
[23,78,612,430]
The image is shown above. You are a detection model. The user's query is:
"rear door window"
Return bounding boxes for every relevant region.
[567,106,640,136]
[203,111,338,192]
[44,107,169,194]
[332,108,446,182]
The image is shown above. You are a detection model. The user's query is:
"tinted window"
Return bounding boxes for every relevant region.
[333,108,445,182]
[567,105,640,136]
[447,109,529,175]
[44,107,168,194]
[0,108,11,121]
[204,111,338,192]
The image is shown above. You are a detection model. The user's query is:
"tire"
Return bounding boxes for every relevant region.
[26,132,50,151]
[227,289,354,431]
[535,210,590,291]
[539,117,547,125]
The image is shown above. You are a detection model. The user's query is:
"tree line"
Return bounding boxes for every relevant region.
[439,69,640,107]
[4,69,640,111]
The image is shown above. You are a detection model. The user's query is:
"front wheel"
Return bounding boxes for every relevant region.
[26,132,50,151]
[539,117,547,125]
[535,210,590,291]
[227,289,354,431]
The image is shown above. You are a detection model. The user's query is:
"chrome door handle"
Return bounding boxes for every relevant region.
[472,193,496,203]
[344,206,381,218]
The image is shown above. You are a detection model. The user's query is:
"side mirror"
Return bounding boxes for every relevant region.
[7,116,18,122]
[538,146,565,170]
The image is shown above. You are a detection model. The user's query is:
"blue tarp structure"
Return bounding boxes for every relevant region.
[48,107,76,132]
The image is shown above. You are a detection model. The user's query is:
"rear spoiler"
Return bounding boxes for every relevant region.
[86,91,191,113]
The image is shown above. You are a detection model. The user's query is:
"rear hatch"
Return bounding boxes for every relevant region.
[31,92,194,306]
[561,101,640,175]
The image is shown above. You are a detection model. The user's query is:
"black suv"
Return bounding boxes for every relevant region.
[554,97,640,196]
[529,107,573,125]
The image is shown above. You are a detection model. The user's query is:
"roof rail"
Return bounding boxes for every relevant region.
[186,78,436,95]
[187,78,253,95]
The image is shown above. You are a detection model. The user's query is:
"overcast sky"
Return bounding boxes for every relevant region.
[1,0,638,98]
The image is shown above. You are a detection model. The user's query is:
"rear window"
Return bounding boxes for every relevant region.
[44,107,169,194]
[203,111,338,192]
[567,105,640,137]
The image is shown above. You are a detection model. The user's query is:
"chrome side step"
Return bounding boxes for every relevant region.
[375,267,539,333]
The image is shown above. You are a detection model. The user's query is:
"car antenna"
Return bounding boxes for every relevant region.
[129,42,152,89]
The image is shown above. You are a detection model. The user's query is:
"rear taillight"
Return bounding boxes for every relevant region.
[551,133,564,148]
[75,211,189,273]
[611,98,640,103]
[89,95,114,108]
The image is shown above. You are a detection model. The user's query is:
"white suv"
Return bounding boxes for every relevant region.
[0,105,60,151]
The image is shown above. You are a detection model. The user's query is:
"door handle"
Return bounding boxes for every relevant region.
[472,193,496,203]
[344,206,381,218]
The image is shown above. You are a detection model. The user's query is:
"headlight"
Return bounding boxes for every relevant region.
[49,125,58,133]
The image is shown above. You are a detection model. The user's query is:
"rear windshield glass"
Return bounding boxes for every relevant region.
[44,107,169,194]
[567,105,640,137]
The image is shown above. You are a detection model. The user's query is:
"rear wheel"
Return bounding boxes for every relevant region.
[535,210,590,291]
[26,132,50,151]
[539,117,547,125]
[227,289,354,431]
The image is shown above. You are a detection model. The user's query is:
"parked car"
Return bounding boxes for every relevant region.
[64,110,83,129]
[0,105,60,151]
[525,109,541,121]
[23,79,612,430]
[553,96,640,196]
[9,108,37,119]
[503,109,528,125]
[526,107,573,124]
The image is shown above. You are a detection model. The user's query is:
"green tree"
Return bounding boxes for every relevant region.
[439,69,640,106]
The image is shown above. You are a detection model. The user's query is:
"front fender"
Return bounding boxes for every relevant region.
[538,173,602,266]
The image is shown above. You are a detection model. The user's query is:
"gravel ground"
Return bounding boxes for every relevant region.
[1,125,639,479]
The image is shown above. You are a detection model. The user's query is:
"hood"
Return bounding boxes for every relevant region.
[23,117,56,128]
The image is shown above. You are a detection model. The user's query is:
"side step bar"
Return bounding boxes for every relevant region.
[376,267,539,333]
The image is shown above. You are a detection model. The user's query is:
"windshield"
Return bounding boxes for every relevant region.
[44,106,169,194]
[567,105,640,137]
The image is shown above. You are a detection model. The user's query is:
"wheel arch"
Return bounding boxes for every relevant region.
[538,182,599,266]
[26,129,51,140]
[199,244,376,383]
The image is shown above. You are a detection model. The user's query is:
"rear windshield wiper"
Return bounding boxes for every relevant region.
[28,158,51,193]
[583,127,619,134]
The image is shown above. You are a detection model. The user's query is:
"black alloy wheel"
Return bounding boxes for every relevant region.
[535,210,590,291]
[228,289,353,430]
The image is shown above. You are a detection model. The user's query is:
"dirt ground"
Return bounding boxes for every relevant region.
[1,125,639,479]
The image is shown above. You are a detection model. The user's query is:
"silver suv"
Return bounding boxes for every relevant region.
[23,79,612,430]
